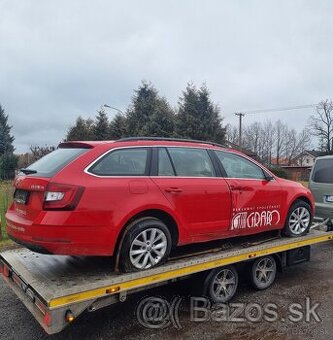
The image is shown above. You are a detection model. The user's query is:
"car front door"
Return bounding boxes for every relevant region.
[151,147,232,242]
[214,151,284,235]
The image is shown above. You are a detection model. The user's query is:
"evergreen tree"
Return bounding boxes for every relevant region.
[93,109,110,140]
[175,84,226,143]
[66,117,95,141]
[0,105,15,154]
[0,105,17,179]
[126,82,175,137]
[109,113,127,139]
[0,152,18,179]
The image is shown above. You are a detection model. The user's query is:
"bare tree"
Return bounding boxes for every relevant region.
[284,128,311,165]
[309,100,333,153]
[29,145,56,163]
[295,128,312,164]
[243,121,276,165]
[225,124,239,145]
[243,122,262,156]
[261,121,276,166]
[228,118,313,167]
[275,120,288,165]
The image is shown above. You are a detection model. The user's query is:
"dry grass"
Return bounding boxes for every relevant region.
[0,181,14,244]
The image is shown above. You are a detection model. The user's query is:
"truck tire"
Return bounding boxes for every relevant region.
[248,256,277,290]
[283,200,312,237]
[119,217,172,273]
[203,265,238,303]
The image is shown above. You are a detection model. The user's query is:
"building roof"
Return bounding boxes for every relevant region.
[298,150,326,158]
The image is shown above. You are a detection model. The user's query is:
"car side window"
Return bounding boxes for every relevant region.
[215,151,266,179]
[167,147,216,177]
[158,148,175,176]
[89,148,148,176]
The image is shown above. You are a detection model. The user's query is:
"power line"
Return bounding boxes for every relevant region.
[241,103,318,115]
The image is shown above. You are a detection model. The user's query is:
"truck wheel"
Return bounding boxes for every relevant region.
[203,266,238,303]
[248,256,277,290]
[283,200,312,237]
[327,220,333,232]
[119,217,172,272]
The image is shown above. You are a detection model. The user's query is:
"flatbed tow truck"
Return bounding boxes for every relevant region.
[1,221,333,334]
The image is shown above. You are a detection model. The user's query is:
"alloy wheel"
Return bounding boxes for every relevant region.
[254,257,275,286]
[288,207,311,234]
[129,228,168,269]
[211,268,237,301]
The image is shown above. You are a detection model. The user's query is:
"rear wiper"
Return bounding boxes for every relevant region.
[20,168,37,175]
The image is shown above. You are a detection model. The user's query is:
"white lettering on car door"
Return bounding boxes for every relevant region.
[231,205,281,230]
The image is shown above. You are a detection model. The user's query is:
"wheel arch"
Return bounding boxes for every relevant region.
[113,208,180,271]
[287,195,314,222]
[123,209,179,246]
[293,195,313,210]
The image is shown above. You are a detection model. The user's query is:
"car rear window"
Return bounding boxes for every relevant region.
[23,148,88,177]
[312,159,333,183]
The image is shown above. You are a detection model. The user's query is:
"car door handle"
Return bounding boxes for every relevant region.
[230,185,246,191]
[165,187,183,193]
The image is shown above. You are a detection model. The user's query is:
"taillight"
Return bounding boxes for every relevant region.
[3,264,11,277]
[44,312,52,327]
[43,183,84,210]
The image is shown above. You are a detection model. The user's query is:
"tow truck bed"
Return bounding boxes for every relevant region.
[1,226,333,334]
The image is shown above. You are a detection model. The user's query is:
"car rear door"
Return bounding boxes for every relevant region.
[151,147,232,241]
[214,151,284,235]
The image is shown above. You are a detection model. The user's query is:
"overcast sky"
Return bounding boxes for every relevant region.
[1,0,333,153]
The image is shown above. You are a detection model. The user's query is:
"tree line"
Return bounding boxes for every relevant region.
[226,100,333,166]
[1,86,333,180]
[226,120,311,166]
[66,82,226,144]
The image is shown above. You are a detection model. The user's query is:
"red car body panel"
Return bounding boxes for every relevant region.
[6,140,315,256]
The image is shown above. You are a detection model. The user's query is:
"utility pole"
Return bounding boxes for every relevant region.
[235,112,245,148]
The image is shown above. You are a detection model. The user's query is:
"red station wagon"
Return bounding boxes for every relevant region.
[6,138,315,272]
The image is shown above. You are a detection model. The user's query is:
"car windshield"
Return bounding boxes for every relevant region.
[312,158,333,183]
[23,148,88,177]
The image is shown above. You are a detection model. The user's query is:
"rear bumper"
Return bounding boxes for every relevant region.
[8,235,52,254]
[5,211,116,256]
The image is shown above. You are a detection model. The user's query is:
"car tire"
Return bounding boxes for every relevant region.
[203,265,238,303]
[119,217,172,273]
[248,256,277,290]
[283,200,312,237]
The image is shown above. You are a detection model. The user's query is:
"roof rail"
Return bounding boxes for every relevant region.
[116,137,229,148]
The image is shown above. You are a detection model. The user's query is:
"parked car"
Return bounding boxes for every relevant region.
[309,155,333,223]
[6,138,314,272]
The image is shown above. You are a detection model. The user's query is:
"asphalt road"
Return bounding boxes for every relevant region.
[1,242,333,340]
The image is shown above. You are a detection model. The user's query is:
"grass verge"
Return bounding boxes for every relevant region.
[0,181,14,248]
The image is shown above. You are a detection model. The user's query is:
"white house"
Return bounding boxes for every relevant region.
[293,150,323,167]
